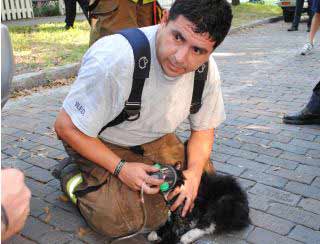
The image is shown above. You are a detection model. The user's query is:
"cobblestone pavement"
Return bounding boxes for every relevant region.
[2,21,320,244]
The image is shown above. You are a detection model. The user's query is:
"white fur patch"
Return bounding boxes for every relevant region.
[147,231,160,242]
[189,220,198,229]
[180,224,216,244]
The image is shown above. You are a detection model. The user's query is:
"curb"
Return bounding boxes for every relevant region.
[12,15,282,92]
[229,16,283,34]
[12,63,80,91]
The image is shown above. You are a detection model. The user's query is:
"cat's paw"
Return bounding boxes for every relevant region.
[180,229,203,244]
[147,231,160,242]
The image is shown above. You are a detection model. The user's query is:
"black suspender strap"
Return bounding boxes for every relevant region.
[88,0,100,12]
[98,28,151,135]
[98,29,208,135]
[190,62,208,114]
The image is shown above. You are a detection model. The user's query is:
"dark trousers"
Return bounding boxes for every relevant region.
[313,81,320,93]
[89,0,154,46]
[64,0,89,27]
[292,0,314,28]
[308,81,320,113]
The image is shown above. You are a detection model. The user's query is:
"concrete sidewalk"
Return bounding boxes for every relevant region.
[2,21,320,244]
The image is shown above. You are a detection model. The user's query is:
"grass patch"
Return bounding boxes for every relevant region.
[232,3,282,27]
[9,21,90,74]
[9,3,281,74]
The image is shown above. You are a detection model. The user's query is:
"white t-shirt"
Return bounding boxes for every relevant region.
[63,25,226,146]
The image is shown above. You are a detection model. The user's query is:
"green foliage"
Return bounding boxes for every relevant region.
[9,21,90,74]
[33,2,60,17]
[232,3,282,27]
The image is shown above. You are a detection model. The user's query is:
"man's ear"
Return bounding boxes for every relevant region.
[160,9,169,25]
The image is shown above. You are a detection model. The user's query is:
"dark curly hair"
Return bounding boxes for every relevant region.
[168,0,233,49]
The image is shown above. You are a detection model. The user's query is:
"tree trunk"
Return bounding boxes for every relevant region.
[232,0,240,6]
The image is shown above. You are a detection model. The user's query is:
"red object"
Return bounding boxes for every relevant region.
[153,0,157,24]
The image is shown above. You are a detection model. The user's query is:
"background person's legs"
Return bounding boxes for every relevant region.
[301,12,320,54]
[289,0,304,31]
[307,0,314,31]
[76,0,90,23]
[137,2,153,27]
[309,12,320,45]
[64,0,77,29]
[301,0,320,54]
[283,81,320,124]
[89,0,138,46]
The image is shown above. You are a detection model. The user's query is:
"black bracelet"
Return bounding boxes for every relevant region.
[114,159,126,176]
[1,205,9,232]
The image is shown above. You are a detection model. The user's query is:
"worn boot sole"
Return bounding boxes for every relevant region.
[283,117,320,125]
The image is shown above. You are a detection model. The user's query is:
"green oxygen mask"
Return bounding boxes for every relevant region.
[150,163,178,192]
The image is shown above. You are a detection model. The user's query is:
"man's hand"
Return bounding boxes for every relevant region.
[1,168,31,240]
[118,163,164,194]
[167,169,202,217]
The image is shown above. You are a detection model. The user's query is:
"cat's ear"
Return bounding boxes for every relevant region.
[174,161,182,170]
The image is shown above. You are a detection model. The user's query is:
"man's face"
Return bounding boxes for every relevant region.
[156,12,215,77]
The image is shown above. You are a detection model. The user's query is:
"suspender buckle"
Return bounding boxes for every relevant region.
[190,102,202,114]
[124,101,141,121]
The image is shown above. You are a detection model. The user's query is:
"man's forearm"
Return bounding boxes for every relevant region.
[60,127,121,173]
[187,129,215,174]
[55,110,121,174]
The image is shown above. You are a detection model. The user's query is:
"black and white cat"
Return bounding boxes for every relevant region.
[148,171,250,244]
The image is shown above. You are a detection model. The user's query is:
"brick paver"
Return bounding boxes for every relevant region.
[2,21,320,243]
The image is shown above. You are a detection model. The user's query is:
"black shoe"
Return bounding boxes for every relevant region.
[52,157,72,179]
[283,108,320,125]
[52,157,80,193]
[65,25,73,30]
[287,26,298,31]
[283,88,320,125]
[307,27,311,32]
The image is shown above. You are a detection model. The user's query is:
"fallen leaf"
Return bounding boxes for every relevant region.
[17,137,26,142]
[37,147,47,151]
[259,144,270,149]
[18,149,26,156]
[244,125,270,132]
[58,195,69,202]
[272,167,281,171]
[37,152,48,157]
[44,213,52,223]
[10,78,75,99]
[44,132,56,137]
[54,156,66,161]
[77,227,91,237]
[44,206,50,214]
